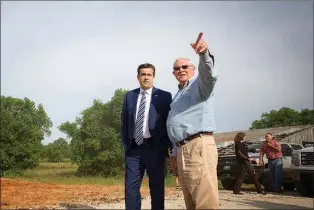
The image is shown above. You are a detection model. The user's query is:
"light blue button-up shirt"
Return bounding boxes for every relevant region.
[166,50,218,156]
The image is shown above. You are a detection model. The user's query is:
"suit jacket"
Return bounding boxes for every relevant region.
[121,87,173,156]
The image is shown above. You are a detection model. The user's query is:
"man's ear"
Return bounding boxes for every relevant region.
[172,71,175,76]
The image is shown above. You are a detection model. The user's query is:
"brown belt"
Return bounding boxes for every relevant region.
[176,131,213,147]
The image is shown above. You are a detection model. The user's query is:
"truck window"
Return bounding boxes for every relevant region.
[291,144,303,150]
[281,144,291,156]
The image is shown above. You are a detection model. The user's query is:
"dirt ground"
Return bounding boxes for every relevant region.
[1,178,313,209]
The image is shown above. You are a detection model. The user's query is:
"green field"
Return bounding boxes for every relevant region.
[4,162,228,189]
[4,162,179,187]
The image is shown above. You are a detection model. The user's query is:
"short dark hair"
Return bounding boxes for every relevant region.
[137,63,155,76]
[266,133,272,137]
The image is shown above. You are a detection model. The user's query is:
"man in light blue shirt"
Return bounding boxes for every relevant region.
[166,32,219,210]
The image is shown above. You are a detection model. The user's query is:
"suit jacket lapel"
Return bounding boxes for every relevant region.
[150,87,158,108]
[132,88,140,123]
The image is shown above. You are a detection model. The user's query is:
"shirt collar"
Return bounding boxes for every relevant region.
[177,75,196,90]
[140,87,153,95]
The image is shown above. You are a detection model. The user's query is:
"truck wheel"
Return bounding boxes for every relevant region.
[296,180,314,197]
[259,169,275,192]
[221,179,236,190]
[282,183,295,191]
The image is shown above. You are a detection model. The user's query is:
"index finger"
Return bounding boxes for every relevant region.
[195,32,203,45]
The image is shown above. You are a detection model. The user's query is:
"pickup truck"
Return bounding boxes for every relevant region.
[217,141,303,192]
[291,146,314,197]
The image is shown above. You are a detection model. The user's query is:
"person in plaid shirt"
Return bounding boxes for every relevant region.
[259,133,283,192]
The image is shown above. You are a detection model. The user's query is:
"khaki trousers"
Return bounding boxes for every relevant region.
[177,134,219,210]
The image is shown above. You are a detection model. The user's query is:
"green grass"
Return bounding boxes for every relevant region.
[4,162,178,186]
[4,162,123,185]
[4,162,226,188]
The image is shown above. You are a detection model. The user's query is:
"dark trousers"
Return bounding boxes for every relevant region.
[125,141,166,210]
[233,160,263,193]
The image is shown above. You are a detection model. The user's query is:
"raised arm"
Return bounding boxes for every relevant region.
[198,51,217,98]
[191,32,218,99]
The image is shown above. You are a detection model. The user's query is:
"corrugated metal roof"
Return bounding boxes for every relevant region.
[214,125,313,142]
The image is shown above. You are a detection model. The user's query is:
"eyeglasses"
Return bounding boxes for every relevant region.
[173,65,190,71]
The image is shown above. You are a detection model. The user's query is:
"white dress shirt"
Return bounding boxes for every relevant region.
[135,87,152,138]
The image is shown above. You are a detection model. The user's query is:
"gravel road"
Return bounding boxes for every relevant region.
[86,189,313,209]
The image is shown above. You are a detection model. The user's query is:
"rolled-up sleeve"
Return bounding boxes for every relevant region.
[198,50,218,99]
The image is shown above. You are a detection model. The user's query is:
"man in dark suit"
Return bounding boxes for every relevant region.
[121,63,172,210]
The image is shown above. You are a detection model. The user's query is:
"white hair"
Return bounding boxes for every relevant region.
[173,57,195,68]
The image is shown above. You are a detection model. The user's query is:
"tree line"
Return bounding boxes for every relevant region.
[1,91,313,177]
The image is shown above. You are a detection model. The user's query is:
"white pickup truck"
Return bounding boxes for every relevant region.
[248,141,303,191]
[291,146,314,197]
[217,141,304,192]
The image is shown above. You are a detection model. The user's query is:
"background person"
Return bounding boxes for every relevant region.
[121,63,172,210]
[233,132,267,195]
[167,32,219,210]
[259,133,283,193]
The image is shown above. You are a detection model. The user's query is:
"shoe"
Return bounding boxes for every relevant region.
[258,191,267,195]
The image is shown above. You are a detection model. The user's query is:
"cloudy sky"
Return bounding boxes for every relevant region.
[2,1,313,145]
